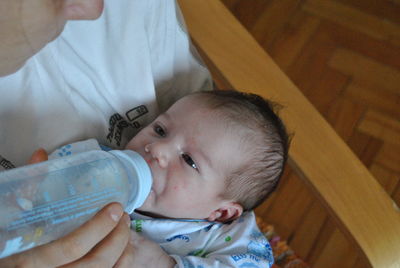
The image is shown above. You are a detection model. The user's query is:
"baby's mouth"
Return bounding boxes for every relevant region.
[145,159,158,195]
[144,157,164,197]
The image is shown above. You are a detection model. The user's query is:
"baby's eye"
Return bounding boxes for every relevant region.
[153,124,166,137]
[181,153,198,171]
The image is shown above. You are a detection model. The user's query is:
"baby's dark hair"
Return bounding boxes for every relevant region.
[193,90,289,211]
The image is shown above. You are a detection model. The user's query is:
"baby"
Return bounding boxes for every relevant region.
[127,89,288,221]
[48,89,289,267]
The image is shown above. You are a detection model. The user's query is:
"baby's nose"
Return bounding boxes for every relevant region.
[145,143,169,168]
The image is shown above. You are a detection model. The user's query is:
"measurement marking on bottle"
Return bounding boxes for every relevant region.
[7,188,121,230]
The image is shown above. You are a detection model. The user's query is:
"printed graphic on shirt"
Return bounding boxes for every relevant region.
[231,229,273,267]
[189,249,206,257]
[239,263,260,267]
[107,105,148,146]
[248,229,273,263]
[166,234,190,243]
[56,144,72,157]
[134,220,143,233]
[0,155,16,170]
[126,105,148,122]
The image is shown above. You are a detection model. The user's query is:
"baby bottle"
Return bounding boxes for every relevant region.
[0,150,152,258]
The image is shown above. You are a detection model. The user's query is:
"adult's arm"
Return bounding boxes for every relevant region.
[0,0,103,77]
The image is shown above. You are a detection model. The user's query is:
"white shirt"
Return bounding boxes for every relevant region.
[131,211,274,268]
[0,0,212,170]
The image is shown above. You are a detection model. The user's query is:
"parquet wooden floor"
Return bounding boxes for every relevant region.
[221,1,400,267]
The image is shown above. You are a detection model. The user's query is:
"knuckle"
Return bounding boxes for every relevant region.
[60,236,85,260]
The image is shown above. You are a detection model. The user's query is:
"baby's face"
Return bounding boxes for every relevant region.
[125,95,246,221]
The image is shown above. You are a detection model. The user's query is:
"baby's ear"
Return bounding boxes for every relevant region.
[207,202,243,223]
[62,0,104,20]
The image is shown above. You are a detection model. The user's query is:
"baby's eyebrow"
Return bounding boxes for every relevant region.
[197,148,213,172]
[161,112,172,122]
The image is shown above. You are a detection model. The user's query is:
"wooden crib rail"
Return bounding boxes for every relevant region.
[178,1,400,267]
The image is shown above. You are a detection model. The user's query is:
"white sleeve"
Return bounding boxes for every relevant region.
[48,139,102,160]
[170,212,274,268]
[146,0,213,113]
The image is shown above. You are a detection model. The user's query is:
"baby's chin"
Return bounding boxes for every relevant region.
[137,189,154,209]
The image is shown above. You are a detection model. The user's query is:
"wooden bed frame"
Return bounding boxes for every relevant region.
[178,1,400,267]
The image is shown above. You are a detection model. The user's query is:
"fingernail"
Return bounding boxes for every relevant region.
[109,204,123,222]
[29,148,48,164]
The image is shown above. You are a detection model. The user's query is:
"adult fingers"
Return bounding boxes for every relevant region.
[113,242,135,268]
[113,231,150,268]
[113,231,143,268]
[28,203,124,268]
[28,148,48,164]
[62,213,131,268]
[62,0,104,20]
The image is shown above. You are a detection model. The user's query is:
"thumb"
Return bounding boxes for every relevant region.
[62,0,104,20]
[29,148,49,164]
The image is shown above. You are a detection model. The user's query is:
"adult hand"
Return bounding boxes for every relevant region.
[0,0,104,76]
[120,231,176,268]
[0,149,133,267]
[1,203,131,268]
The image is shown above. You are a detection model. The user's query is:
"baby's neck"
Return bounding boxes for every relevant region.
[133,209,230,224]
[134,209,169,219]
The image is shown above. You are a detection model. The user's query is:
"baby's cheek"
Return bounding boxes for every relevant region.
[168,185,191,202]
[173,185,179,191]
[163,179,184,198]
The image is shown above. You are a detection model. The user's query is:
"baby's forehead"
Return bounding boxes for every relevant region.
[172,94,213,109]
[167,95,221,120]
[170,94,260,143]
